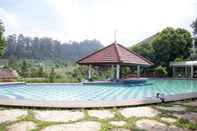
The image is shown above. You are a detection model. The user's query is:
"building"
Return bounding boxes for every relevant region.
[0,69,18,82]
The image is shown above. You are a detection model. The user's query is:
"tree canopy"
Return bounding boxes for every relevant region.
[131,27,192,75]
[131,40,155,61]
[3,34,103,60]
[152,27,192,67]
[0,20,5,56]
[191,18,197,35]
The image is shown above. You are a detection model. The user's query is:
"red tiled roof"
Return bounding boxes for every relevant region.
[0,69,18,79]
[77,43,153,66]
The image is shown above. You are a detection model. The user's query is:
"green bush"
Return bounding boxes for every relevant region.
[48,67,56,83]
[22,78,49,83]
[154,66,168,76]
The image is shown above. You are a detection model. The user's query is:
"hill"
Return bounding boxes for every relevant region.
[137,34,158,45]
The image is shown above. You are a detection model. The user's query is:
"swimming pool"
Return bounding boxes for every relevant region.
[0,79,197,102]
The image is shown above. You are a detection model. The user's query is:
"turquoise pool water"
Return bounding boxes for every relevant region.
[0,79,197,101]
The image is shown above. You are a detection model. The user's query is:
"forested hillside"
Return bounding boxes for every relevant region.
[3,34,103,60]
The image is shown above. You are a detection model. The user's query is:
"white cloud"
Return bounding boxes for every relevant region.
[0,8,65,41]
[0,8,21,34]
[45,0,197,46]
[1,0,197,46]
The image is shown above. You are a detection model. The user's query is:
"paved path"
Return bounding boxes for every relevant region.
[0,99,196,131]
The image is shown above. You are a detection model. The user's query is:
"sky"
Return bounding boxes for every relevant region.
[0,0,197,46]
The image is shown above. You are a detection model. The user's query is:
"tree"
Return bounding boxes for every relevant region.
[3,34,103,60]
[20,60,29,77]
[154,66,168,76]
[131,27,192,76]
[0,20,5,56]
[132,42,155,60]
[38,66,44,77]
[152,27,192,70]
[5,34,17,57]
[49,67,55,82]
[191,18,197,59]
[8,55,17,68]
[191,18,197,35]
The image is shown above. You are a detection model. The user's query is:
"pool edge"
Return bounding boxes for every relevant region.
[0,92,196,108]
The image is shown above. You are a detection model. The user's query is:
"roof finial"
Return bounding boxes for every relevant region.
[114,30,117,44]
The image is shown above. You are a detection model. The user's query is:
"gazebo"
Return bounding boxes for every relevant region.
[77,42,153,80]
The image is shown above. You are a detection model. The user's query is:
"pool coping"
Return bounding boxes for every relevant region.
[0,92,196,108]
[0,82,25,86]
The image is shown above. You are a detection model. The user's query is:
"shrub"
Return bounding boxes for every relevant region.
[154,66,168,76]
[48,67,55,83]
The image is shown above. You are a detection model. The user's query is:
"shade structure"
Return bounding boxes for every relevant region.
[77,42,153,66]
[170,61,197,79]
[77,42,153,80]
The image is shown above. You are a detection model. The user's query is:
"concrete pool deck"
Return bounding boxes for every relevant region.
[0,99,196,131]
[0,92,196,108]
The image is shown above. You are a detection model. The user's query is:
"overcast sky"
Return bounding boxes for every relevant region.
[0,0,197,46]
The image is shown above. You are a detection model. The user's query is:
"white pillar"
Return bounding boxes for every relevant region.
[111,65,114,79]
[88,65,92,80]
[137,65,140,78]
[191,65,193,79]
[116,64,120,79]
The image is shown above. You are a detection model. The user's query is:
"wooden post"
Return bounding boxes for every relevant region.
[137,65,140,78]
[88,65,92,80]
[116,64,120,79]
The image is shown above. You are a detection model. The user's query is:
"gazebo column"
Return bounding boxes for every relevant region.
[172,66,175,77]
[111,65,114,79]
[88,65,92,80]
[116,64,120,79]
[137,65,140,78]
[185,66,187,78]
[191,65,193,79]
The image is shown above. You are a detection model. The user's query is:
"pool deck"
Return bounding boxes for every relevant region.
[0,92,196,108]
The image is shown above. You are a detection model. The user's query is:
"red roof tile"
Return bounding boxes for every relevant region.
[77,43,153,66]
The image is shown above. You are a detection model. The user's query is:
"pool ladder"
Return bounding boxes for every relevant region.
[156,93,165,102]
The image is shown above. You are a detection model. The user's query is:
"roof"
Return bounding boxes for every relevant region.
[77,42,153,66]
[170,61,197,67]
[0,69,18,79]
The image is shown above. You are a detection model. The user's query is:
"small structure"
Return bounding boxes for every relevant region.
[170,61,197,78]
[0,69,18,82]
[77,42,153,80]
[170,35,197,79]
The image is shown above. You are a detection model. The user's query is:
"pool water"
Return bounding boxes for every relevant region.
[0,79,197,101]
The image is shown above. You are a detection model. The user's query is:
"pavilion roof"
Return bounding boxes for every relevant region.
[77,42,153,66]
